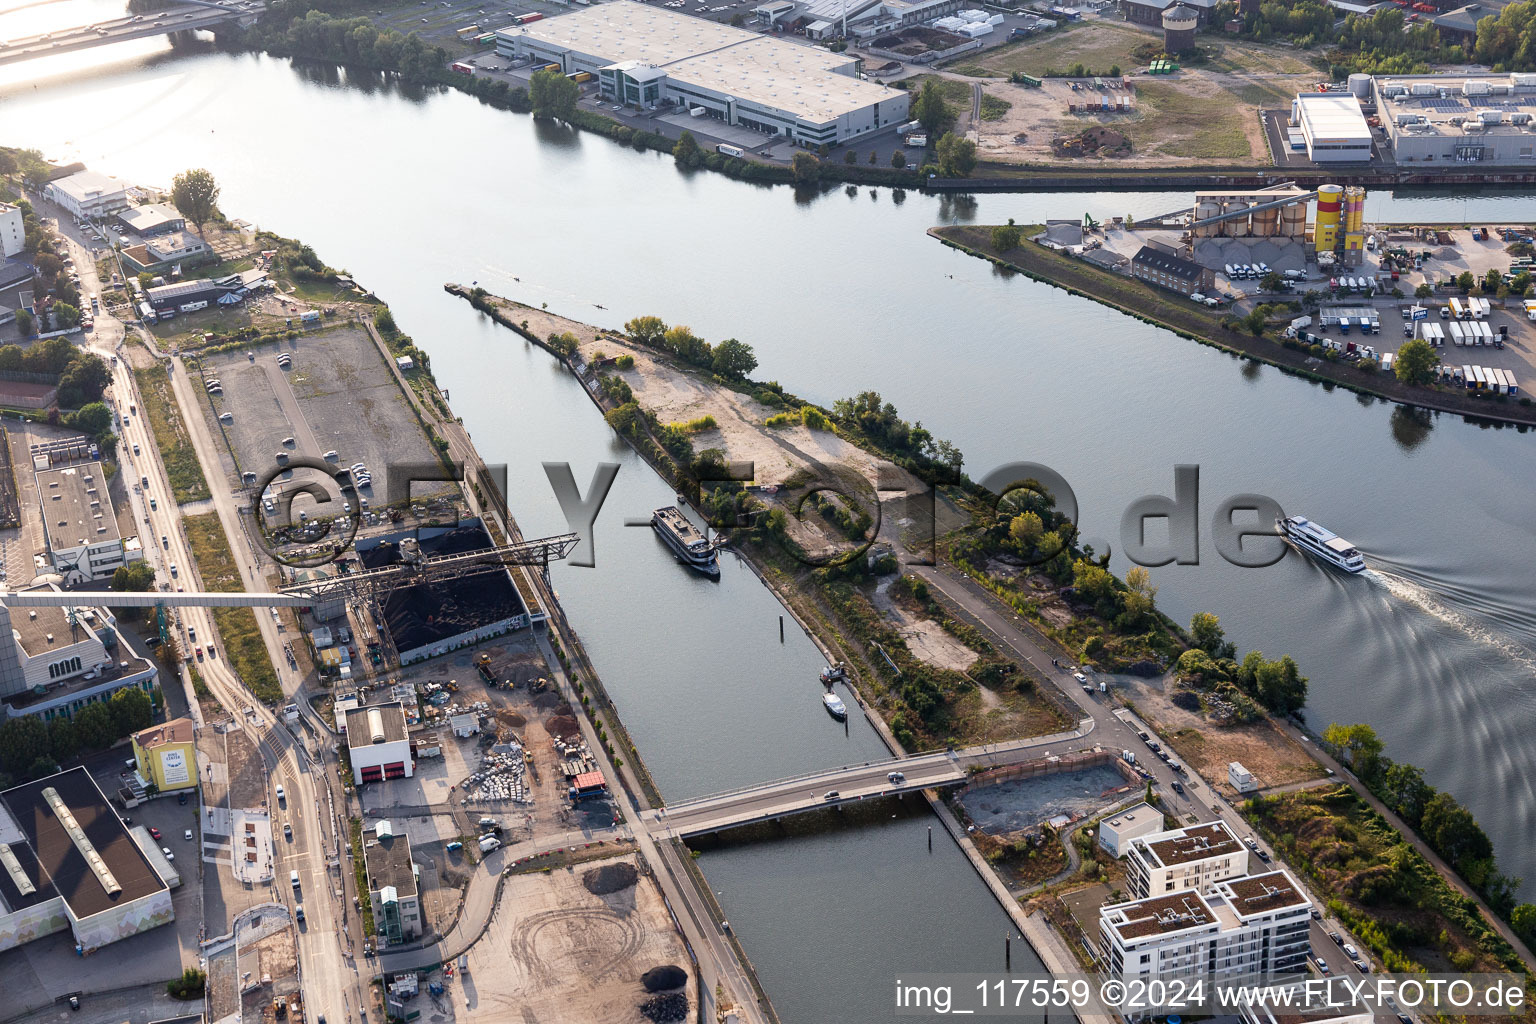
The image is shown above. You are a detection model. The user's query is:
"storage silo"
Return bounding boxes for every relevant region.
[1344,185,1366,235]
[1223,200,1252,237]
[1315,184,1343,253]
[1193,198,1224,237]
[1162,4,1198,54]
[1253,202,1281,237]
[1281,198,1307,238]
[1348,73,1372,100]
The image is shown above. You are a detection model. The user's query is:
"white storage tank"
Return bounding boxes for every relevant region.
[1511,72,1536,87]
[1481,109,1505,123]
[1410,81,1437,96]
[1348,73,1372,99]
[1193,199,1223,236]
[1463,80,1492,96]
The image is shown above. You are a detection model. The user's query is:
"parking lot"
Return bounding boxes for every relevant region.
[196,327,445,517]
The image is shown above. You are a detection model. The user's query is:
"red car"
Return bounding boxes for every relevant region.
[195,646,204,661]
[149,827,162,840]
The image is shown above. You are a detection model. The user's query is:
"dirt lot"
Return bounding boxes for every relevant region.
[461,855,695,1024]
[239,924,301,1024]
[1126,676,1328,796]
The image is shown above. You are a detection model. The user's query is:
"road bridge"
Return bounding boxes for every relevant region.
[645,719,1094,838]
[0,0,265,68]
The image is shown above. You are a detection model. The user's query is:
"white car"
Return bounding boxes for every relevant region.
[1073,671,1088,684]
[161,847,175,861]
[184,829,194,841]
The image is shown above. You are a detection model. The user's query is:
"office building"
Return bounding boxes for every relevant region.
[1100,869,1312,987]
[363,820,422,944]
[37,462,144,585]
[1124,820,1247,898]
[42,171,130,219]
[0,203,23,259]
[0,767,174,954]
[1098,803,1165,858]
[0,585,158,721]
[496,2,909,146]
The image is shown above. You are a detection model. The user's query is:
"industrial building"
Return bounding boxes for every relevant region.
[1162,4,1199,52]
[345,702,413,785]
[1124,820,1247,898]
[363,820,422,945]
[1131,245,1215,294]
[1189,187,1311,239]
[36,461,144,585]
[115,203,185,238]
[1378,73,1536,165]
[0,584,159,721]
[495,1,909,146]
[0,203,22,259]
[1290,93,1373,162]
[42,171,130,220]
[1098,803,1165,858]
[1100,869,1312,987]
[1120,0,1215,28]
[0,767,174,954]
[1313,184,1367,265]
[131,718,197,793]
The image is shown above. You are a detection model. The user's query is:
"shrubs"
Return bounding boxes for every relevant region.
[167,968,206,1000]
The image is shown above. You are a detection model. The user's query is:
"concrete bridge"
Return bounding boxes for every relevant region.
[643,719,1095,838]
[0,0,265,68]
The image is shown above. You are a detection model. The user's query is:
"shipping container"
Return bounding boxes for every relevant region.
[478,33,496,44]
[716,143,744,157]
[451,62,474,74]
[1448,321,1464,345]
[1449,297,1467,319]
[516,11,544,22]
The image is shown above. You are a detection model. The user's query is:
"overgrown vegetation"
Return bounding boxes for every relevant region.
[184,514,282,704]
[0,689,155,789]
[349,817,376,937]
[166,968,207,1000]
[132,363,210,503]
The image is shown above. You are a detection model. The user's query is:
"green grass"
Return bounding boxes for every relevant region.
[1121,81,1257,161]
[979,92,1013,121]
[968,21,1149,77]
[184,513,282,704]
[132,363,210,503]
[349,818,376,938]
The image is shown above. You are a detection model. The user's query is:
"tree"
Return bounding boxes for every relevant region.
[69,401,113,438]
[664,325,710,364]
[868,150,878,165]
[672,130,702,168]
[1484,267,1503,294]
[1414,282,1432,298]
[1009,511,1044,549]
[891,150,907,169]
[1243,308,1267,336]
[1253,654,1307,714]
[1190,612,1235,658]
[1512,904,1536,943]
[1456,270,1475,292]
[1421,791,1493,869]
[711,338,757,379]
[1322,722,1385,781]
[112,561,157,594]
[109,688,153,737]
[0,717,51,776]
[1394,337,1438,385]
[529,68,578,119]
[934,132,976,177]
[47,718,78,763]
[791,151,821,184]
[844,149,858,165]
[624,315,668,347]
[171,168,220,238]
[1261,270,1284,292]
[990,224,1021,252]
[72,702,115,750]
[137,271,155,290]
[14,309,33,337]
[912,78,949,135]
[35,253,63,279]
[52,302,81,329]
[1381,760,1434,828]
[58,354,110,407]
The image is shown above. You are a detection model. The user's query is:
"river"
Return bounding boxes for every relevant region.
[4,18,1536,1019]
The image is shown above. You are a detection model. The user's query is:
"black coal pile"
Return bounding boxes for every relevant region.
[639,993,688,1022]
[581,862,638,895]
[641,965,687,993]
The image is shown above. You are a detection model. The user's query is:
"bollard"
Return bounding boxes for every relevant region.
[928,825,932,852]
[1006,934,1011,969]
[779,615,784,642]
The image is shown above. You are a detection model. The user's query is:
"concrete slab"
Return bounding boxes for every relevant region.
[653,110,772,150]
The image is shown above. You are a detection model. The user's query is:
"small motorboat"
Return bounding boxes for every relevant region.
[822,691,847,720]
[819,662,847,685]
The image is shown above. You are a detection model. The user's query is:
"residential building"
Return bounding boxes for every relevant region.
[1379,72,1536,165]
[1131,244,1216,294]
[496,2,909,147]
[131,718,197,793]
[345,703,413,785]
[1119,0,1216,27]
[119,231,212,275]
[0,203,23,259]
[0,586,159,720]
[1290,93,1373,162]
[1229,761,1260,793]
[1099,869,1312,989]
[363,820,422,944]
[42,171,130,219]
[37,462,144,585]
[1124,820,1247,898]
[1239,989,1373,1024]
[115,203,186,238]
[0,767,174,954]
[1098,803,1165,858]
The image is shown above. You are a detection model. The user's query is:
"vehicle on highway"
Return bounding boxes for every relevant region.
[68,996,78,1011]
[149,497,157,510]
[276,784,286,803]
[823,790,839,800]
[188,626,196,642]
[194,646,203,661]
[1171,780,1184,794]
[887,771,905,784]
[162,536,169,548]
[295,905,305,923]
[283,822,293,840]
[169,562,177,577]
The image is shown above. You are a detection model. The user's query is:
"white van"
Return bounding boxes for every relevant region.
[290,870,300,890]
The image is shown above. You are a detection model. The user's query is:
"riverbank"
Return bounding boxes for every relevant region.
[931,224,1536,428]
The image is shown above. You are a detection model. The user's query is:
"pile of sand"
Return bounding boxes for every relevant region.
[546,714,579,738]
[642,965,687,992]
[582,862,639,895]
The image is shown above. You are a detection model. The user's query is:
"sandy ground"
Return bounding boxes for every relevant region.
[1124,676,1328,796]
[455,855,695,1024]
[872,576,977,672]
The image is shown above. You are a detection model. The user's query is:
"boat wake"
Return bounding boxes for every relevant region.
[1366,568,1536,675]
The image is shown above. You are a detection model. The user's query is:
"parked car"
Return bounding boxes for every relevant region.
[161,847,175,861]
[148,827,162,840]
[184,829,194,841]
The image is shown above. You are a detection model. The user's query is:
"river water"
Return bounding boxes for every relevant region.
[5,18,1536,1018]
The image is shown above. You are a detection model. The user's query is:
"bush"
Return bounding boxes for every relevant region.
[167,968,206,1000]
[800,406,832,431]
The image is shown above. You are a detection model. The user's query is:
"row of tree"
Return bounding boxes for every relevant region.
[0,338,110,408]
[1321,721,1531,930]
[621,315,759,379]
[0,689,155,786]
[239,11,450,85]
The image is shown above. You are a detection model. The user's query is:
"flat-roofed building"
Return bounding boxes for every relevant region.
[345,702,413,785]
[1120,0,1216,26]
[363,820,421,944]
[0,586,159,720]
[36,462,143,585]
[496,1,908,146]
[1100,869,1312,988]
[1125,820,1247,898]
[43,171,130,219]
[115,203,185,238]
[1379,72,1536,165]
[1098,802,1165,858]
[0,203,23,259]
[131,718,197,793]
[1291,93,1373,162]
[0,767,174,954]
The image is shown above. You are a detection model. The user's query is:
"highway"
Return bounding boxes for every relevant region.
[0,0,263,68]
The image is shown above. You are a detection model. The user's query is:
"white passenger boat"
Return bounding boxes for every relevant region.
[1277,515,1365,573]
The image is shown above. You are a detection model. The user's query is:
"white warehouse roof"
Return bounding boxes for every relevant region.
[1293,93,1371,144]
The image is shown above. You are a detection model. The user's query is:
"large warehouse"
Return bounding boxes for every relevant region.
[1379,73,1536,165]
[345,702,413,785]
[1290,93,1373,162]
[0,767,174,953]
[495,1,909,146]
